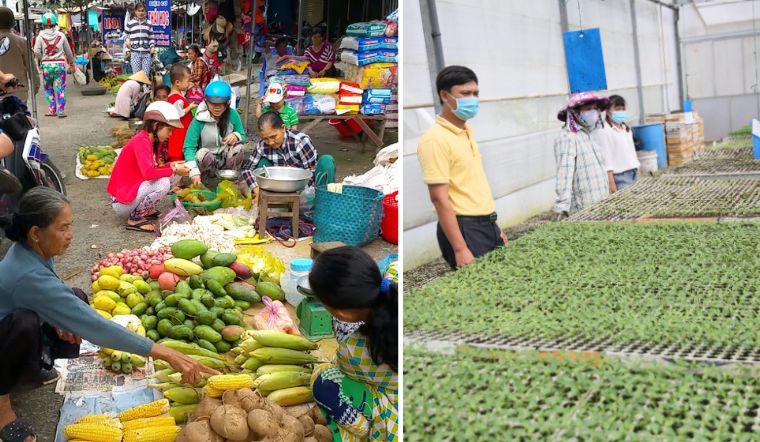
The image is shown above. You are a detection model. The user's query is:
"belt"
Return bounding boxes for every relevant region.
[456,212,497,223]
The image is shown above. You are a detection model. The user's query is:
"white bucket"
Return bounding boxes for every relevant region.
[637,150,658,173]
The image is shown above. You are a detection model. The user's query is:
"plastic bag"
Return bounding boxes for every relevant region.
[253,296,300,335]
[73,66,87,85]
[300,185,315,211]
[159,198,193,233]
[306,77,340,94]
[217,179,252,210]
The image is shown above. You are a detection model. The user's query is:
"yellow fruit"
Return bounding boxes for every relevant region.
[95,290,121,303]
[118,281,137,297]
[93,295,117,312]
[120,274,137,283]
[96,309,113,320]
[125,292,144,308]
[86,154,98,161]
[112,302,131,316]
[97,275,120,290]
[100,266,124,278]
[91,281,101,292]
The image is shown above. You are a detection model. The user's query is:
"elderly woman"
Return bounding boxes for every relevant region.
[305,28,335,78]
[0,187,218,442]
[111,71,152,119]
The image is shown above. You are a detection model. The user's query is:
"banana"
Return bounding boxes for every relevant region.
[163,258,204,277]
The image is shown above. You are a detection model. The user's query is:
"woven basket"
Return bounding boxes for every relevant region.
[313,185,384,246]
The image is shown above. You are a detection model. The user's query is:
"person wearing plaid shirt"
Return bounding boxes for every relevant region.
[554,92,612,219]
[241,111,335,200]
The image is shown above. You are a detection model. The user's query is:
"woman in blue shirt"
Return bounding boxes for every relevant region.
[0,187,218,442]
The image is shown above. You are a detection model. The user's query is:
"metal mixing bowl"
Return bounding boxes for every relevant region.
[217,169,241,180]
[253,167,312,193]
[128,120,144,131]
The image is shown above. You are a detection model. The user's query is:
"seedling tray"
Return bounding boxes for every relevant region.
[405,223,760,358]
[569,175,760,221]
[404,347,760,441]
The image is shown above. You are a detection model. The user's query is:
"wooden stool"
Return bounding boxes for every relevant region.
[258,190,301,239]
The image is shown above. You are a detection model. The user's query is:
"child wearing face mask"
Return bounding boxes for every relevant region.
[594,95,640,192]
[553,92,612,219]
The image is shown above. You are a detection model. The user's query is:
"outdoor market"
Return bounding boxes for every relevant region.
[404,0,760,440]
[0,0,398,441]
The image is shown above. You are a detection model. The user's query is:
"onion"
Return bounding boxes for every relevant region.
[116,252,124,258]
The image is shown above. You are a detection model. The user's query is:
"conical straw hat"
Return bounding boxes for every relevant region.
[128,71,151,85]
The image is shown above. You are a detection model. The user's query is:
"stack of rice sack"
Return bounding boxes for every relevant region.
[270,55,312,96]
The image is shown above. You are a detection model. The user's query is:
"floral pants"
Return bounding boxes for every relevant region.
[313,367,374,441]
[41,62,67,115]
[112,177,171,221]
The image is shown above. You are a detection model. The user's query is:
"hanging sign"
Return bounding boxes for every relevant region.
[562,28,607,93]
[147,0,172,47]
[103,14,124,32]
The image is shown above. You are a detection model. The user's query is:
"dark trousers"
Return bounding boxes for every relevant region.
[0,288,86,395]
[437,213,505,271]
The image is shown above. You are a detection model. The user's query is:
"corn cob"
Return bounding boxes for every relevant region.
[153,359,170,371]
[122,416,176,432]
[236,338,264,353]
[166,372,208,387]
[253,372,311,393]
[160,339,223,360]
[64,423,123,442]
[148,382,180,392]
[242,356,264,371]
[267,386,314,406]
[248,330,317,351]
[186,354,227,369]
[123,425,181,442]
[163,387,203,404]
[75,414,121,427]
[251,347,318,365]
[203,384,223,398]
[256,365,313,376]
[168,404,196,424]
[208,373,255,391]
[153,368,176,383]
[234,353,249,365]
[118,399,171,422]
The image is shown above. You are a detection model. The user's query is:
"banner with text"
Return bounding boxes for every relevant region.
[147,0,172,47]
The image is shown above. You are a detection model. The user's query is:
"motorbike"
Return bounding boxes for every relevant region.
[0,80,66,199]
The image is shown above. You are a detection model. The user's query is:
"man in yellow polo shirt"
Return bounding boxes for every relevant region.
[417,65,508,270]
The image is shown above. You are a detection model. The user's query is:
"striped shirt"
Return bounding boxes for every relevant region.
[241,130,318,188]
[304,43,335,73]
[125,18,154,52]
[554,128,610,214]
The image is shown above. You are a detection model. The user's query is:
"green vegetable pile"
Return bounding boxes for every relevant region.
[666,134,760,175]
[405,222,760,349]
[570,176,760,220]
[405,348,760,441]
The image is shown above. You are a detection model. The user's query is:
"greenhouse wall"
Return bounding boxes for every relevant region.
[403,0,680,269]
[679,3,760,141]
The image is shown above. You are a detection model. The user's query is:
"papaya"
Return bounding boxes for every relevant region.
[200,250,220,269]
[164,293,181,307]
[211,253,237,267]
[164,258,204,277]
[255,282,285,302]
[214,296,235,309]
[118,281,138,298]
[191,288,207,301]
[190,299,207,314]
[171,239,208,260]
[200,267,237,286]
[97,275,120,291]
[183,319,195,329]
[225,282,261,303]
[209,306,225,317]
[99,265,124,279]
[221,311,242,326]
[125,292,144,308]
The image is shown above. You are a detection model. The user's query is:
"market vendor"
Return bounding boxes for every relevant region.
[0,187,218,442]
[305,28,335,78]
[110,71,151,119]
[554,91,611,219]
[108,101,190,232]
[187,44,211,92]
[241,111,335,201]
[255,82,299,130]
[308,247,398,441]
[263,37,289,80]
[91,48,113,83]
[183,80,246,186]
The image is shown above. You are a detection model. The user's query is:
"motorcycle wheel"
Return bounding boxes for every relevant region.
[40,158,66,196]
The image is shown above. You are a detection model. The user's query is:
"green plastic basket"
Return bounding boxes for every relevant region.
[313,185,384,246]
[170,189,222,213]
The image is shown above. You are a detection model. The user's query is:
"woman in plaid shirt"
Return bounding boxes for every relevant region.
[241,112,335,201]
[554,92,611,219]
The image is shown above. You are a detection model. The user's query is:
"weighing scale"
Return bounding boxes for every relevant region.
[295,276,334,340]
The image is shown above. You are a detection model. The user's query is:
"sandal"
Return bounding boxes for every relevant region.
[57,114,67,118]
[0,420,37,442]
[144,211,160,220]
[44,113,56,117]
[125,219,156,233]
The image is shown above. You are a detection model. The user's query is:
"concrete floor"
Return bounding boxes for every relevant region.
[7,80,396,441]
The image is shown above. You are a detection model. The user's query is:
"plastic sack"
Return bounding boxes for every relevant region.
[217,180,252,210]
[236,246,287,283]
[336,103,360,115]
[363,88,393,104]
[300,185,315,211]
[73,66,87,85]
[253,296,300,335]
[339,81,363,95]
[346,21,388,37]
[338,94,363,105]
[297,94,336,115]
[307,77,340,94]
[361,103,385,115]
[159,198,193,233]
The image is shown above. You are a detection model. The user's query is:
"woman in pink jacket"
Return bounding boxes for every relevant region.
[107,102,189,232]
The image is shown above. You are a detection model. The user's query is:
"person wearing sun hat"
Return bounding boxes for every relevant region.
[554,91,612,219]
[111,70,151,119]
[255,81,299,130]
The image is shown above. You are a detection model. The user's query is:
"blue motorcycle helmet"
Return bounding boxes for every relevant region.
[204,81,232,104]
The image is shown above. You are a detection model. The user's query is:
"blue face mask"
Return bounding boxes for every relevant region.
[448,94,479,120]
[611,111,627,124]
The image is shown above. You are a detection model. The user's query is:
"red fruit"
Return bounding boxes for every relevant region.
[229,262,252,280]
[149,263,165,280]
[158,272,180,291]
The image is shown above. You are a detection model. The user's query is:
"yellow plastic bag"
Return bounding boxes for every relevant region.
[217,180,252,210]
[235,245,286,283]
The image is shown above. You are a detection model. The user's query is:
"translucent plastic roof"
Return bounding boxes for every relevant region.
[692,0,759,26]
